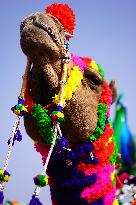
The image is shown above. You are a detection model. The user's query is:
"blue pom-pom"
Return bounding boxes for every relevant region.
[7,129,22,146]
[56,136,69,150]
[18,97,24,105]
[16,130,22,142]
[91,197,104,205]
[29,195,43,205]
[0,191,4,204]
[57,105,63,112]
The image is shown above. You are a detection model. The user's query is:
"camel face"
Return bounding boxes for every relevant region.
[20,12,65,59]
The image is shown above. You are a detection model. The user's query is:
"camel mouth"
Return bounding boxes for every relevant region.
[20,13,61,46]
[33,20,60,45]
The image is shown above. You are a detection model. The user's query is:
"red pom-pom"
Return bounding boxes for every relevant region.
[100,81,112,105]
[46,4,76,40]
[82,57,92,67]
[92,124,114,151]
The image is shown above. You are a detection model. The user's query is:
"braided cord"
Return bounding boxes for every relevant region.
[0,58,31,199]
[33,122,58,198]
[4,117,21,171]
[0,117,21,192]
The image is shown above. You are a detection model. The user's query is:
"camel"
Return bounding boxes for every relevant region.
[20,3,118,205]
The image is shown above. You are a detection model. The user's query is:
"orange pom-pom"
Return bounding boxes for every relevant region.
[46,3,76,40]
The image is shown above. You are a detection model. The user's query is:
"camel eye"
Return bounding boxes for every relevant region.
[87,74,101,86]
[84,70,103,88]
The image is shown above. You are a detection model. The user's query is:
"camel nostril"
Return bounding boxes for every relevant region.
[28,15,37,24]
[20,14,37,32]
[20,21,26,33]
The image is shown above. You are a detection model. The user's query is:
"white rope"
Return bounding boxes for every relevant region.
[0,116,21,192]
[34,122,58,197]
[34,186,41,197]
[4,117,21,171]
[57,123,62,137]
[0,182,5,192]
[42,123,58,175]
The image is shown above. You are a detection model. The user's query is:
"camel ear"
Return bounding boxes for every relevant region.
[109,80,117,104]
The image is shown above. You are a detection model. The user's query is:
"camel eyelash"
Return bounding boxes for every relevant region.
[84,70,103,87]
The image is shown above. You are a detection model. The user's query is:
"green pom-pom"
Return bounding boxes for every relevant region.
[15,104,23,111]
[110,151,117,165]
[32,104,54,144]
[0,170,10,182]
[51,111,64,123]
[89,103,108,142]
[34,175,48,187]
[94,127,103,138]
[89,134,96,142]
[97,117,106,130]
[0,174,4,182]
[97,64,105,79]
[98,103,108,113]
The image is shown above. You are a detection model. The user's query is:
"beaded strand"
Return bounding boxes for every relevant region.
[30,122,58,202]
[0,58,31,204]
[29,40,70,204]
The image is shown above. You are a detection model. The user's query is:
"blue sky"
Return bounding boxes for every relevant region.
[0,0,136,204]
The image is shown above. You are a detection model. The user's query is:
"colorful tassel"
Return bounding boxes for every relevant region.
[50,111,64,123]
[0,191,4,204]
[7,129,22,146]
[29,195,43,205]
[11,97,28,116]
[0,170,10,182]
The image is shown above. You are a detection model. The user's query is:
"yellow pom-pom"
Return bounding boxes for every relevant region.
[113,199,119,205]
[110,171,115,182]
[0,170,10,183]
[14,110,21,115]
[53,65,83,107]
[57,112,64,118]
[90,60,99,71]
[0,170,4,175]
[53,94,66,106]
[4,174,10,182]
[22,106,28,112]
[44,177,48,185]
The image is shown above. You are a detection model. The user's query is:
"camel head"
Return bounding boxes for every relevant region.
[20,3,117,144]
[20,12,65,61]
